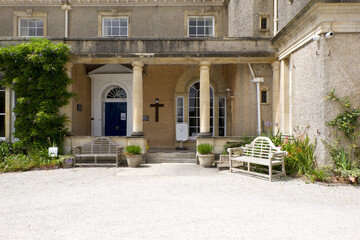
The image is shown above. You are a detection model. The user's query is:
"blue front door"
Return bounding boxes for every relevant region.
[105,102,127,136]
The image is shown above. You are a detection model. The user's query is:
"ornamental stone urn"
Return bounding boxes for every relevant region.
[126,154,143,168]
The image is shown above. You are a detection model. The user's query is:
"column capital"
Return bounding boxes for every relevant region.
[271,61,280,70]
[199,61,211,70]
[132,61,144,70]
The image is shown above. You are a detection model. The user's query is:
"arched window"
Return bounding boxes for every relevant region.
[107,87,127,99]
[188,82,213,137]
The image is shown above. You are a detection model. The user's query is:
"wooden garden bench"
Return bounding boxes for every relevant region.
[73,137,123,167]
[227,136,287,181]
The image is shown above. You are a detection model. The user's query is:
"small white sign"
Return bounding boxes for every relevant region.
[121,113,126,120]
[176,123,189,141]
[48,147,58,157]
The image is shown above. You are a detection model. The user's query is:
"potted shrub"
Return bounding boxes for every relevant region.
[197,143,215,167]
[125,145,143,168]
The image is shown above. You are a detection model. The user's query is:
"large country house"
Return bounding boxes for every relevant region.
[0,0,359,164]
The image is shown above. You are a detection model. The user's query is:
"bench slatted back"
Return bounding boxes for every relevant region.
[81,137,118,154]
[243,137,279,160]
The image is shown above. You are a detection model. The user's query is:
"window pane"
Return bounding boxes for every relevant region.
[120,28,127,36]
[219,128,224,137]
[112,20,120,27]
[219,97,225,106]
[0,115,4,137]
[219,108,225,117]
[37,28,43,36]
[189,18,196,26]
[29,28,35,36]
[219,118,225,127]
[205,18,213,26]
[177,117,183,123]
[198,27,204,35]
[177,97,183,107]
[120,19,127,27]
[112,28,120,36]
[0,91,4,113]
[198,19,205,26]
[261,90,267,103]
[37,20,43,27]
[189,27,196,35]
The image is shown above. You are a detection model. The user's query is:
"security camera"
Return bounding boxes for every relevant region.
[312,35,320,41]
[325,31,334,39]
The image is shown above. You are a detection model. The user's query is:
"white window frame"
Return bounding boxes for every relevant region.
[102,17,129,37]
[176,96,184,123]
[18,18,44,37]
[188,81,214,139]
[188,16,215,37]
[13,11,47,37]
[218,97,226,137]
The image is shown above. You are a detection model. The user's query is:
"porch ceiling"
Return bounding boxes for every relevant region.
[0,37,277,64]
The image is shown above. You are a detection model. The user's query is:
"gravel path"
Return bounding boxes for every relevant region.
[0,164,359,240]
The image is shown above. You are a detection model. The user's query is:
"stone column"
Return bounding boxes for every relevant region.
[271,61,280,133]
[131,61,144,136]
[199,61,211,136]
[280,59,290,134]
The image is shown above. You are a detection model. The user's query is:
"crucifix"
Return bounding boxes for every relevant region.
[150,98,164,122]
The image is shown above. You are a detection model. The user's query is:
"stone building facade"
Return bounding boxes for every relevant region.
[0,0,359,164]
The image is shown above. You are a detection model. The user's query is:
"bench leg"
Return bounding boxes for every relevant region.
[247,162,250,171]
[282,160,286,177]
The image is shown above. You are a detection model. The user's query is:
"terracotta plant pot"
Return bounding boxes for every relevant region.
[198,154,215,167]
[126,154,143,168]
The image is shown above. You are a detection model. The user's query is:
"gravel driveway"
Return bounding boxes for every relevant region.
[0,164,359,240]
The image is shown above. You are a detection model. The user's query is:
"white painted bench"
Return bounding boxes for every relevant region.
[73,137,123,167]
[227,136,287,181]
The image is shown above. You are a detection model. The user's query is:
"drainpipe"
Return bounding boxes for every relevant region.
[274,0,278,35]
[62,3,72,38]
[248,64,264,136]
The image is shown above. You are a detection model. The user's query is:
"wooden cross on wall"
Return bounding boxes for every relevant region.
[150,98,164,122]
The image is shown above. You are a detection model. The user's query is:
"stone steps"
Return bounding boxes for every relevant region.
[146,148,196,163]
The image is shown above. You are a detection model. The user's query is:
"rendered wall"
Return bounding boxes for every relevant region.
[72,64,92,136]
[291,33,360,165]
[228,0,273,37]
[229,64,273,136]
[277,0,310,32]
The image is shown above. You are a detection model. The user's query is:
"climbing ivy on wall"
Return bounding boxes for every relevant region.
[326,89,360,141]
[0,38,75,149]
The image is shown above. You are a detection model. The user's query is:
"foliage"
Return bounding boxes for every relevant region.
[305,168,331,183]
[197,143,214,155]
[282,134,317,176]
[325,89,360,140]
[125,145,142,155]
[325,89,360,184]
[0,147,62,172]
[0,38,75,150]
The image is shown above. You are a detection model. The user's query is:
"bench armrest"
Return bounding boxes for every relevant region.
[227,147,246,157]
[73,146,81,155]
[117,146,124,155]
[271,151,287,158]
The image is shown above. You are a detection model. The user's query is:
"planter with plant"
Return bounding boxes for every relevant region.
[125,145,143,168]
[197,143,215,167]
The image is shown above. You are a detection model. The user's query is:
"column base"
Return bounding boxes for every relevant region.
[131,132,145,137]
[197,132,212,138]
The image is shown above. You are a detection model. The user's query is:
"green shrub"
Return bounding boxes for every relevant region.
[197,143,214,154]
[0,38,75,150]
[281,134,316,176]
[125,145,142,155]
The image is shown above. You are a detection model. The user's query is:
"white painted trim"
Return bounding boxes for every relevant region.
[176,96,184,123]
